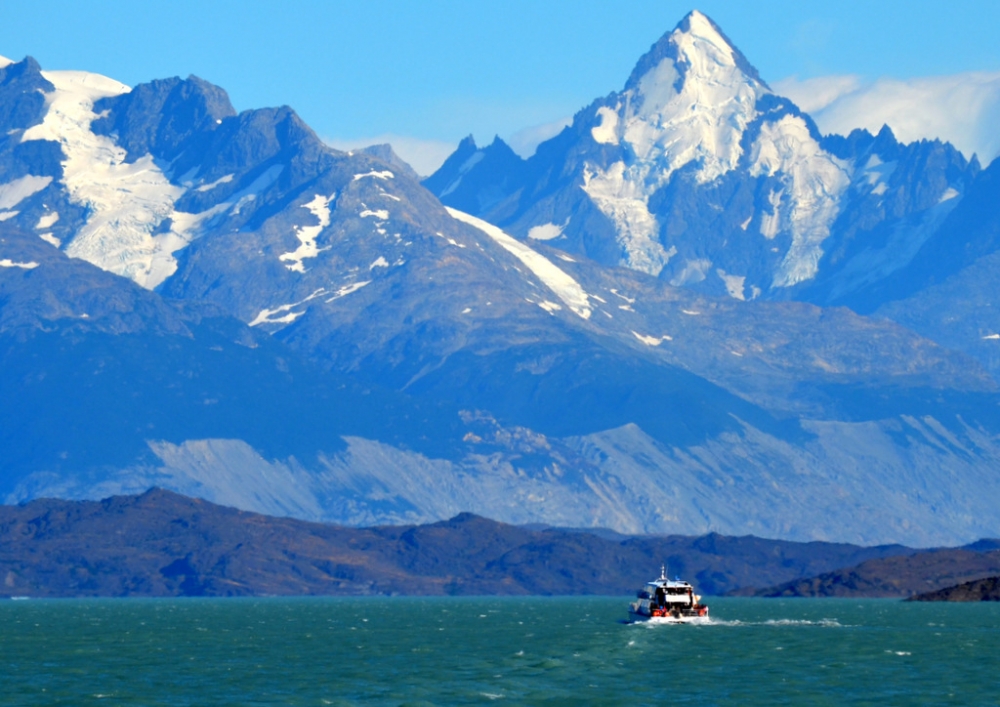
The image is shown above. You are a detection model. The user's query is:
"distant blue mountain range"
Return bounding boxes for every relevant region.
[3,11,1000,546]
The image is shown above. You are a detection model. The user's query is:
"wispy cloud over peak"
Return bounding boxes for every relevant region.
[775,72,1000,164]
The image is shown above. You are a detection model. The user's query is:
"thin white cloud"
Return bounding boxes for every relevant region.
[507,116,572,158]
[772,75,863,113]
[324,134,457,177]
[774,72,1000,164]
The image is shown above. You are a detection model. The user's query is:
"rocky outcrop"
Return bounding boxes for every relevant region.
[906,576,1000,602]
[739,547,1000,598]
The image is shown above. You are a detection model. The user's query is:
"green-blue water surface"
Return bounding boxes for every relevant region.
[1,597,998,705]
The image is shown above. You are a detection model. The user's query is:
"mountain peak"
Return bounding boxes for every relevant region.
[626,10,766,92]
[613,10,770,179]
[577,9,772,267]
[676,9,736,56]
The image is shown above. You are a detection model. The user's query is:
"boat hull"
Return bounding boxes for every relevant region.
[629,614,711,625]
[628,608,710,625]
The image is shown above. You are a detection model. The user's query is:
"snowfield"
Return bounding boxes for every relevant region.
[447,207,592,319]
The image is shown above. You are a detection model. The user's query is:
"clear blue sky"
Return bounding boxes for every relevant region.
[2,0,999,170]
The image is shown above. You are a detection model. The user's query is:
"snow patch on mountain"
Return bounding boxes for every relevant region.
[35,211,59,229]
[248,273,376,327]
[581,162,676,275]
[759,189,781,239]
[195,174,234,192]
[938,187,960,203]
[19,70,205,289]
[856,154,896,197]
[0,55,12,69]
[527,221,567,241]
[434,231,466,248]
[609,289,635,305]
[249,288,329,327]
[632,331,672,346]
[591,107,619,145]
[353,170,394,181]
[0,175,52,210]
[446,207,592,319]
[0,258,39,269]
[216,165,283,218]
[16,71,285,289]
[164,166,285,273]
[748,115,851,287]
[39,233,61,248]
[279,194,334,273]
[248,280,376,327]
[326,280,370,302]
[716,270,747,300]
[669,258,712,287]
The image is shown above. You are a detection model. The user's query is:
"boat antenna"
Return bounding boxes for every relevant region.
[660,564,666,580]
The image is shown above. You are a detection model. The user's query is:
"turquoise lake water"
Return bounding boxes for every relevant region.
[1,596,998,705]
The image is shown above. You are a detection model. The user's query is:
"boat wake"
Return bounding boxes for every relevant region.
[653,617,846,628]
[630,617,847,629]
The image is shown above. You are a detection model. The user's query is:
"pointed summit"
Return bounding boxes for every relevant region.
[421,134,526,213]
[590,10,771,188]
[626,10,766,91]
[573,11,774,276]
[626,10,766,92]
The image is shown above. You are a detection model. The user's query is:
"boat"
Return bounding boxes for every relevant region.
[628,566,709,623]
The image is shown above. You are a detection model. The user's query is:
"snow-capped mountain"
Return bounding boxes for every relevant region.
[5,36,1000,545]
[426,10,977,308]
